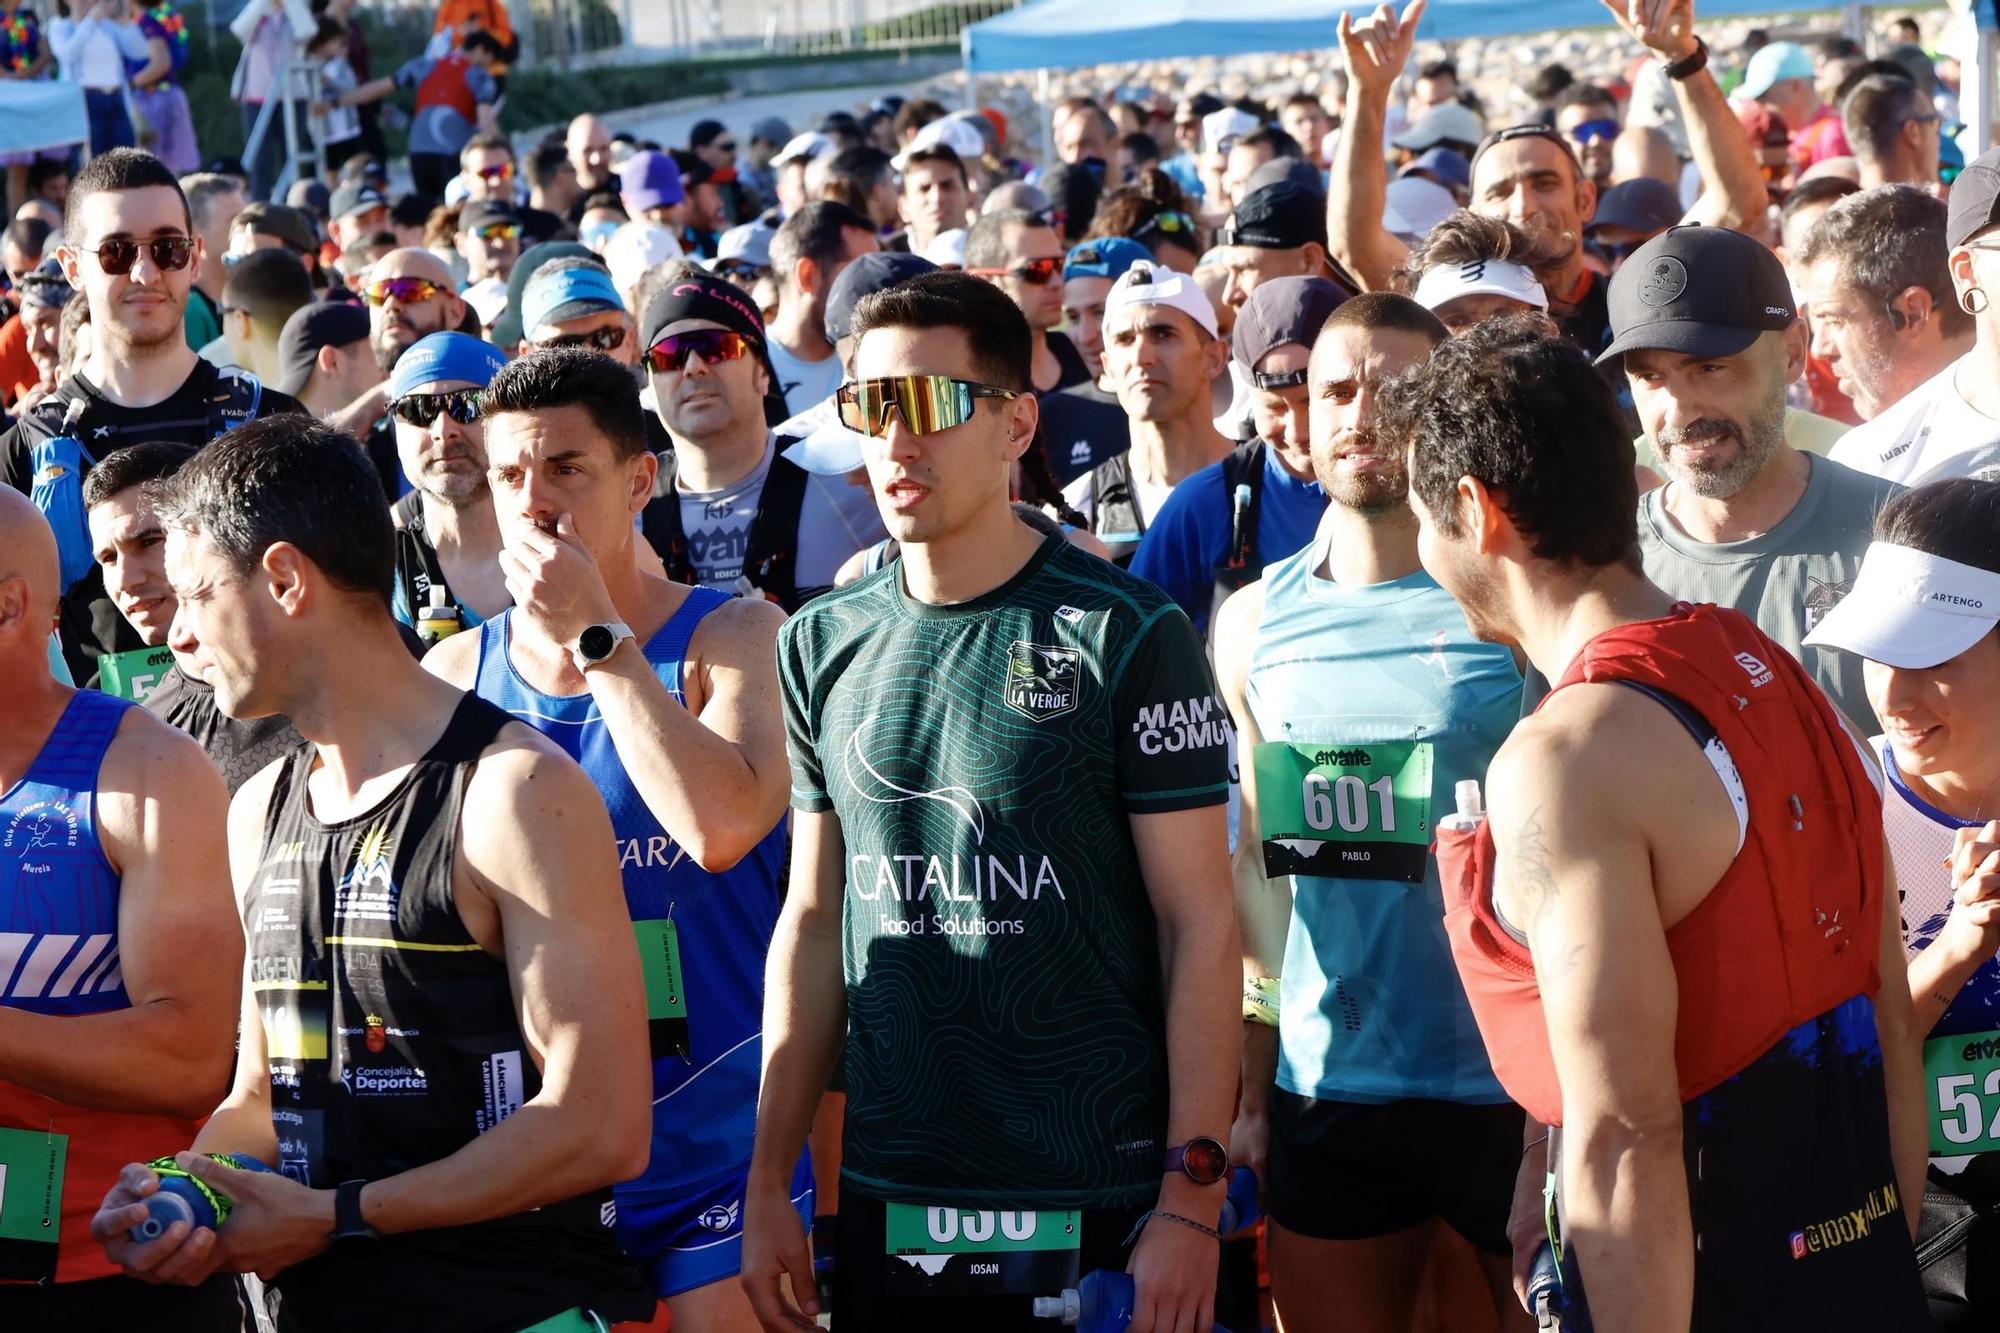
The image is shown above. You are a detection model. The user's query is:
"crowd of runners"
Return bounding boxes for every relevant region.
[3,1,2000,1331]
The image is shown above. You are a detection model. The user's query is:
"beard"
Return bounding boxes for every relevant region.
[1315,429,1412,516]
[1655,393,1786,499]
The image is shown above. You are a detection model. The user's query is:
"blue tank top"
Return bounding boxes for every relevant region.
[471,590,787,1196]
[0,690,134,1016]
[1247,525,1521,1103]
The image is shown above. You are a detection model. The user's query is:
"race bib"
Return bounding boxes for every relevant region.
[95,645,175,703]
[1925,1030,2000,1155]
[883,1203,1080,1297]
[1253,741,1433,882]
[0,1126,65,1282]
[634,919,690,1061]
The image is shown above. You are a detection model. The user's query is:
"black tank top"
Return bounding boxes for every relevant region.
[245,694,651,1332]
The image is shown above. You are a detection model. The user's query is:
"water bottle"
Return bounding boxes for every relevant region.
[1032,1268,1230,1331]
[1437,778,1485,832]
[1218,1166,1260,1235]
[129,1153,274,1242]
[415,586,462,645]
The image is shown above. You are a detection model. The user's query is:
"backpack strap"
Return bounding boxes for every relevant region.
[207,367,264,439]
[640,446,814,611]
[1090,451,1145,548]
[1212,438,1269,595]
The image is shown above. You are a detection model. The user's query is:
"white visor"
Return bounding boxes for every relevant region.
[1803,541,2000,669]
[1413,258,1550,314]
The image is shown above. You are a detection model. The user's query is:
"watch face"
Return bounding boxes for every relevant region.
[578,624,615,661]
[1182,1137,1229,1185]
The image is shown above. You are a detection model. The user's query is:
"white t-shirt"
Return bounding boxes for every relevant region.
[675,436,886,596]
[460,276,508,329]
[766,337,844,419]
[318,56,360,142]
[1828,355,2000,486]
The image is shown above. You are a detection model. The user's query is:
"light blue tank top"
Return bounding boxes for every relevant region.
[1247,526,1521,1104]
[0,690,134,1016]
[471,589,788,1195]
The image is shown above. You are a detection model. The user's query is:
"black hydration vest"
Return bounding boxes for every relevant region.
[641,447,816,611]
[1090,438,1270,578]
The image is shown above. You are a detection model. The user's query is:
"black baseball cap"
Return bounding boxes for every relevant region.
[1222,181,1327,251]
[1948,145,2000,248]
[245,203,319,256]
[460,198,521,231]
[1596,225,1795,365]
[824,251,937,344]
[275,300,370,396]
[330,181,389,222]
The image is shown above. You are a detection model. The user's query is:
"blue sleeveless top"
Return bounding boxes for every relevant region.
[472,590,788,1197]
[0,690,134,1016]
[1247,524,1521,1104]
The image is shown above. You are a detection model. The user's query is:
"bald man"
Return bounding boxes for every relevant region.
[363,248,469,374]
[0,488,242,1326]
[1611,125,1683,189]
[567,114,615,219]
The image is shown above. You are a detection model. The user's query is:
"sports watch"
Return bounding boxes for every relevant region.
[1164,1137,1231,1186]
[331,1179,380,1245]
[571,621,635,674]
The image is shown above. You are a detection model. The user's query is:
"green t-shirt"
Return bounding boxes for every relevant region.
[183,286,222,354]
[779,535,1231,1208]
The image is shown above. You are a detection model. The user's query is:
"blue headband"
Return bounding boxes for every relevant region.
[522,264,625,338]
[388,332,509,398]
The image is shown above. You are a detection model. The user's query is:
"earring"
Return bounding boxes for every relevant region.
[1964,287,1989,315]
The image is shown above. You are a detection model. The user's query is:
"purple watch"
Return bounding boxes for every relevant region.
[1163,1136,1230,1186]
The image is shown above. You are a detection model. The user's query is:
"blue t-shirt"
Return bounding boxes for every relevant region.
[393,54,496,157]
[1246,517,1522,1104]
[1129,444,1324,634]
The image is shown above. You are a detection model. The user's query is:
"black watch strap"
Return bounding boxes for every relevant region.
[332,1179,380,1243]
[1664,36,1708,81]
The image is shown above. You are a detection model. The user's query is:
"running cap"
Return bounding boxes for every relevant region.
[459,198,521,232]
[1738,41,1815,100]
[275,300,369,396]
[1803,541,2000,669]
[714,220,776,270]
[1390,102,1485,152]
[893,115,986,170]
[329,181,388,222]
[1587,177,1683,237]
[925,227,968,268]
[1062,236,1152,282]
[771,131,834,167]
[620,151,685,211]
[1104,259,1219,338]
[641,269,767,348]
[523,262,624,337]
[245,203,319,256]
[750,116,793,147]
[1596,224,1795,365]
[1399,145,1471,191]
[387,331,509,398]
[1232,275,1348,370]
[1947,146,2000,248]
[1201,107,1260,158]
[1413,257,1550,313]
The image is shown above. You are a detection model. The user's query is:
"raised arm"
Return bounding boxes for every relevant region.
[0,711,239,1118]
[1598,0,1767,231]
[1329,0,1425,292]
[1487,705,1692,1333]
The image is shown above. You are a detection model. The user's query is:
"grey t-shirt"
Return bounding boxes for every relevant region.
[1638,454,1901,730]
[676,436,886,596]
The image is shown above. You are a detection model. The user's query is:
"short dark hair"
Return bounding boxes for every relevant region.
[157,415,394,607]
[459,132,514,166]
[1780,174,1860,226]
[902,144,968,189]
[849,270,1032,393]
[1559,83,1618,114]
[688,118,727,150]
[64,148,190,243]
[482,346,647,462]
[1842,73,1923,164]
[1234,126,1301,160]
[308,15,344,49]
[964,208,1050,272]
[893,99,948,144]
[1321,290,1447,346]
[2,216,50,259]
[390,192,435,228]
[1876,478,2000,577]
[527,141,572,189]
[1418,59,1458,82]
[1818,34,1863,62]
[26,159,68,196]
[1526,63,1575,102]
[1796,184,1968,337]
[1283,92,1329,114]
[818,146,893,207]
[82,439,199,510]
[1397,210,1565,290]
[222,248,314,331]
[771,200,875,289]
[1387,315,1637,569]
[1118,130,1160,167]
[460,29,505,60]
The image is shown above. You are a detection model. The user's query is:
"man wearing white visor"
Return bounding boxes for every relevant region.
[1803,477,2000,1324]
[1413,256,1548,333]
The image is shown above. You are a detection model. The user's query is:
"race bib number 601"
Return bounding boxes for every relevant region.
[1253,740,1433,882]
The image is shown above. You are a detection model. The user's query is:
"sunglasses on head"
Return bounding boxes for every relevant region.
[392,389,483,428]
[362,277,446,305]
[1566,118,1620,145]
[836,375,1021,437]
[1252,368,1309,391]
[1476,123,1585,173]
[1137,211,1197,238]
[476,161,516,182]
[641,327,754,373]
[968,255,1061,285]
[474,222,522,242]
[539,324,628,353]
[81,235,193,276]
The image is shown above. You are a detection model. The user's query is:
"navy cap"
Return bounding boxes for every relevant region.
[1587,178,1682,238]
[276,300,369,396]
[1598,225,1796,365]
[1231,276,1348,371]
[1949,145,2000,248]
[824,251,937,343]
[460,198,521,231]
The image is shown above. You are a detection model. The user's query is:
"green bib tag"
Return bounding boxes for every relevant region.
[1253,740,1434,882]
[95,645,176,703]
[1924,1029,2000,1154]
[0,1126,65,1283]
[633,919,690,1062]
[883,1203,1080,1297]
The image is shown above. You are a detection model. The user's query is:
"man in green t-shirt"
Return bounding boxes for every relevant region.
[744,271,1240,1333]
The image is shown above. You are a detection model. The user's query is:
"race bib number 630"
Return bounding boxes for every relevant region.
[1253,740,1433,882]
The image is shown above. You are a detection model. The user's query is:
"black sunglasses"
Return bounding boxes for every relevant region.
[538,325,628,353]
[392,389,482,428]
[82,235,194,276]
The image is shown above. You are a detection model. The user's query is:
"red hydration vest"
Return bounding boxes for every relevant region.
[416,53,478,125]
[1438,603,1883,1126]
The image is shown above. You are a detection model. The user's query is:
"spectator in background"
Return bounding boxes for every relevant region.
[455,197,520,329]
[362,246,466,374]
[967,206,1091,394]
[576,190,627,255]
[1523,61,1575,122]
[1219,181,1332,312]
[1061,236,1154,383]
[4,256,67,411]
[1816,35,1867,118]
[227,200,322,292]
[1584,176,1683,274]
[422,200,467,286]
[565,113,614,219]
[228,0,307,198]
[276,298,383,435]
[1556,83,1620,186]
[525,140,577,238]
[1610,124,1684,189]
[674,151,726,257]
[1042,160,1104,246]
[51,0,148,157]
[337,29,503,200]
[1280,93,1335,167]
[1221,127,1302,216]
[1797,185,1969,424]
[816,146,900,239]
[219,245,312,380]
[1778,174,1864,423]
[1844,73,1940,189]
[1111,129,1160,185]
[0,1,57,215]
[1744,40,1849,169]
[124,0,198,175]
[0,215,49,397]
[1164,93,1222,199]
[388,188,432,247]
[741,116,790,212]
[1409,58,1460,121]
[459,132,563,244]
[766,200,877,415]
[602,150,685,305]
[306,17,364,177]
[898,143,969,258]
[327,177,389,253]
